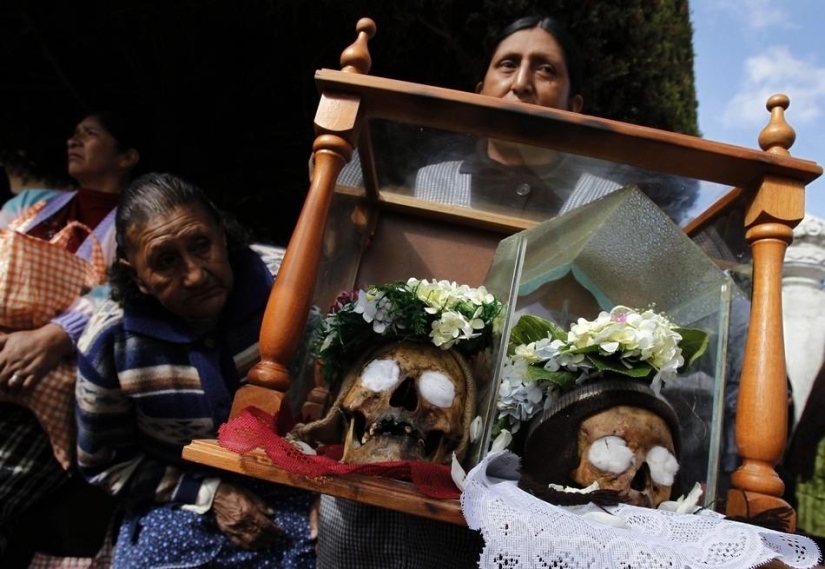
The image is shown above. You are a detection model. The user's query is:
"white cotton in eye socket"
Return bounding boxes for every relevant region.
[587,436,633,474]
[419,371,456,408]
[360,359,400,392]
[646,445,679,486]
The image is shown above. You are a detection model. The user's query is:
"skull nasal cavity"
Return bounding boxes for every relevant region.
[631,462,651,491]
[389,377,418,411]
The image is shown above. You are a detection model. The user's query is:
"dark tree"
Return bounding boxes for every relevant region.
[0,0,699,243]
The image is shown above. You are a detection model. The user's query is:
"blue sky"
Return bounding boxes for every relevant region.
[691,0,825,218]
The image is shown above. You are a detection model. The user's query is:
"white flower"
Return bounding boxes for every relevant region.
[353,289,380,323]
[496,361,546,429]
[469,416,483,443]
[490,429,513,452]
[657,482,703,514]
[461,284,496,306]
[317,278,504,390]
[451,452,467,491]
[353,289,398,334]
[494,306,699,439]
[566,306,684,378]
[412,278,458,312]
[514,342,541,364]
[430,310,477,349]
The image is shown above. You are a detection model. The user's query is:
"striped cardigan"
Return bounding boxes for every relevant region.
[76,247,273,505]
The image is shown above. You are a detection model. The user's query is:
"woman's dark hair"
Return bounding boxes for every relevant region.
[482,15,584,99]
[80,109,149,178]
[109,171,248,304]
[0,147,72,190]
[88,110,145,153]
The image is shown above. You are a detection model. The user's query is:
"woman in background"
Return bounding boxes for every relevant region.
[0,110,141,565]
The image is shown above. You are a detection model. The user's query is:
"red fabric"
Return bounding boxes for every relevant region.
[27,188,118,252]
[71,187,120,229]
[217,407,461,500]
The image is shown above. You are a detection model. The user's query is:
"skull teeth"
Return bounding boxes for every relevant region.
[361,432,371,445]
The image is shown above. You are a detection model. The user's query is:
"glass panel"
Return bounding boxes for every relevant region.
[482,186,733,507]
[340,120,734,226]
[326,118,751,506]
[336,119,755,288]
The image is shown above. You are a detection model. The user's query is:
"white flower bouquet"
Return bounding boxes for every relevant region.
[495,306,708,435]
[316,278,504,389]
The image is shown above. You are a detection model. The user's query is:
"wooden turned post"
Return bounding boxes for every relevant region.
[340,18,376,74]
[727,94,804,530]
[230,19,375,418]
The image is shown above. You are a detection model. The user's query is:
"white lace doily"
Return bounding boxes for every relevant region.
[461,451,821,569]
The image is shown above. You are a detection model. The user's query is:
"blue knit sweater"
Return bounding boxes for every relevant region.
[75,247,273,505]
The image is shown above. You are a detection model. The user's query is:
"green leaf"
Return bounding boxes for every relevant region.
[675,327,709,369]
[508,315,566,354]
[525,366,577,390]
[587,354,653,378]
[569,344,601,355]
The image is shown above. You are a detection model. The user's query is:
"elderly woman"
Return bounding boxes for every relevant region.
[0,110,141,564]
[76,172,315,568]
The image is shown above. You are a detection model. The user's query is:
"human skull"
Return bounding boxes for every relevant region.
[570,405,679,508]
[339,341,474,465]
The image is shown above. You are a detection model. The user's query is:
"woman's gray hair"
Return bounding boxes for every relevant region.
[109,172,248,304]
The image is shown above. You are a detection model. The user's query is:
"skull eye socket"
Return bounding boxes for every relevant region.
[419,371,456,408]
[359,359,401,392]
[587,436,633,474]
[646,445,679,486]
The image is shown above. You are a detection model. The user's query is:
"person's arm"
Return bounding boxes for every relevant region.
[75,302,216,506]
[50,283,110,347]
[0,323,73,390]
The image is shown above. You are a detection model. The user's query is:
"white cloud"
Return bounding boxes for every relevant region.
[713,0,791,30]
[722,46,825,130]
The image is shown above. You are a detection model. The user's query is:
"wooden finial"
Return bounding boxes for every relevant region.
[340,18,376,74]
[758,94,796,155]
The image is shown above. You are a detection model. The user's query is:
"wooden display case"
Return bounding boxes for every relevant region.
[183,19,822,530]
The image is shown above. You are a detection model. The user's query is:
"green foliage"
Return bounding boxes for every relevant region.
[674,327,711,369]
[507,314,566,354]
[2,0,699,243]
[308,0,699,134]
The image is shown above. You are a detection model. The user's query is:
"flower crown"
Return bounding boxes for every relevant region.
[316,278,505,390]
[495,306,708,437]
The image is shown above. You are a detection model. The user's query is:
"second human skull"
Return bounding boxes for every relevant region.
[339,341,474,464]
[569,405,679,508]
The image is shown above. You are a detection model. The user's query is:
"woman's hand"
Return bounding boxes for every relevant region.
[211,482,285,550]
[0,324,73,393]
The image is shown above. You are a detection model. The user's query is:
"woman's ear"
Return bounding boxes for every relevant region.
[568,94,584,113]
[118,257,150,295]
[119,149,140,171]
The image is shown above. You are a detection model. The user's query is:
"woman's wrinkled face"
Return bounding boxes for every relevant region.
[478,28,582,112]
[67,115,132,182]
[122,203,235,321]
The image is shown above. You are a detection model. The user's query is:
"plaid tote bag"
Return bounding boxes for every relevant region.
[0,210,107,468]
